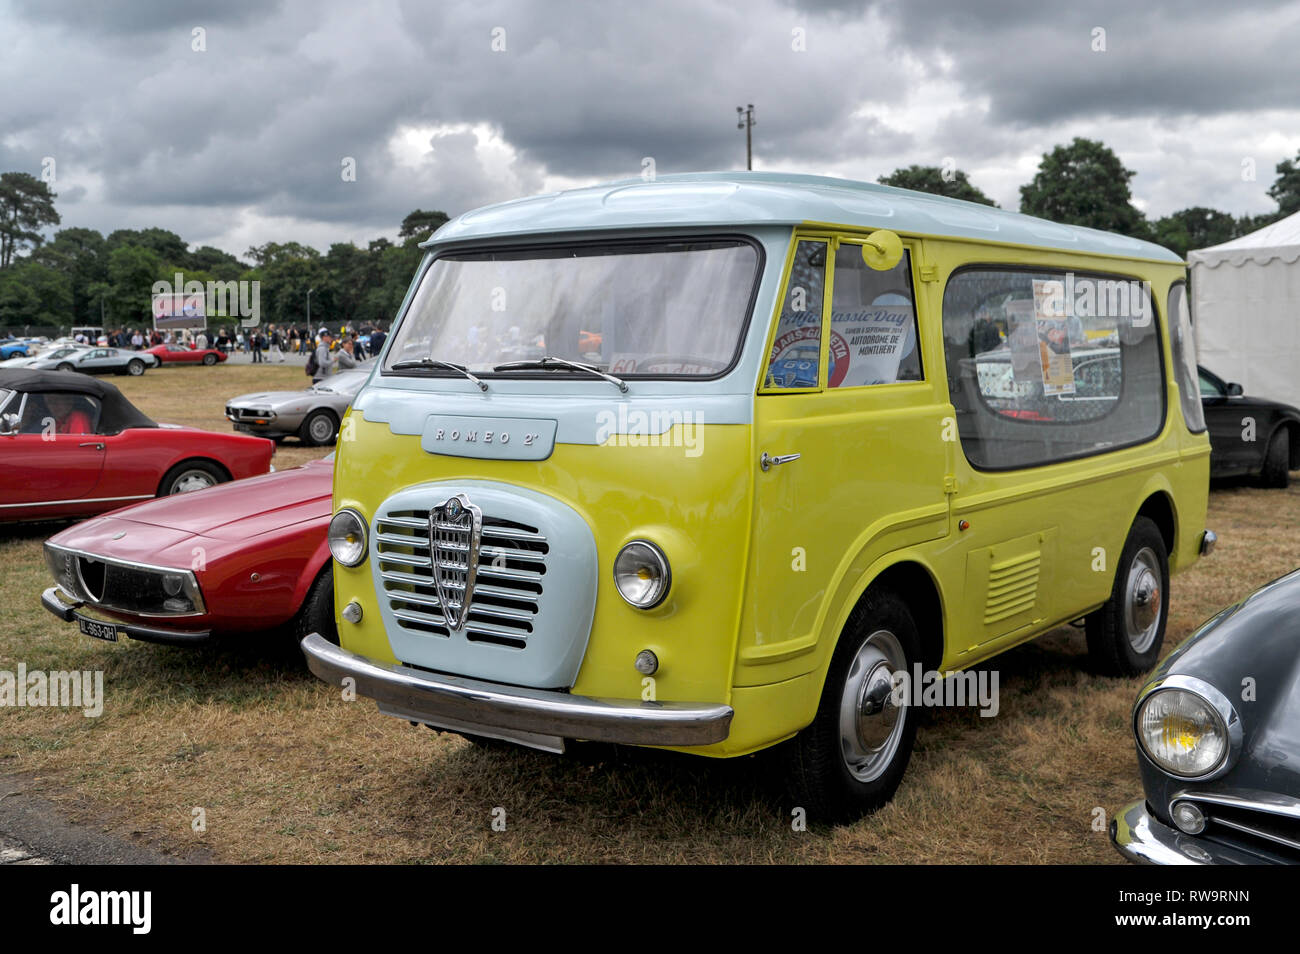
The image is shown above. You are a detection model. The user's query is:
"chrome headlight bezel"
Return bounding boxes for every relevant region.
[1133,674,1242,781]
[328,508,370,567]
[613,540,671,609]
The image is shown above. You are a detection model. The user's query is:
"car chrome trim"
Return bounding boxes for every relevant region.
[1132,673,1242,781]
[430,493,482,632]
[1200,529,1217,555]
[1110,799,1266,865]
[0,494,153,510]
[41,587,213,645]
[43,542,207,616]
[300,632,733,746]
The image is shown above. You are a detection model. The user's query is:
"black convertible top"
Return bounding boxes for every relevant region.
[0,368,156,432]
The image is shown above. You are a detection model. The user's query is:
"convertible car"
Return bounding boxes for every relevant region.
[0,369,274,523]
[225,362,373,445]
[41,453,336,646]
[1111,569,1300,864]
[1199,366,1300,487]
[145,343,227,366]
[27,346,158,376]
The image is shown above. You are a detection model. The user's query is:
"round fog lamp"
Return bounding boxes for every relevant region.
[614,541,670,609]
[1171,800,1206,835]
[329,509,369,567]
[634,650,659,675]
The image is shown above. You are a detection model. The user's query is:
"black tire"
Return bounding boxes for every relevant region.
[56,362,73,372]
[202,353,217,366]
[294,564,338,646]
[299,408,339,446]
[157,459,228,496]
[127,359,145,376]
[785,588,921,824]
[1085,516,1169,677]
[1259,428,1290,489]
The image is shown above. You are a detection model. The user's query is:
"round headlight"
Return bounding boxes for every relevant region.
[328,509,369,567]
[1136,687,1228,778]
[613,541,671,609]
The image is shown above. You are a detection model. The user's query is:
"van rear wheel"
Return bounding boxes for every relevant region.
[1085,516,1169,677]
[785,589,920,824]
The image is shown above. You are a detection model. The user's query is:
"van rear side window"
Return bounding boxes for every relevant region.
[942,267,1165,470]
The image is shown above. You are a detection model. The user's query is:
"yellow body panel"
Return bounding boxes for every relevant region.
[331,226,1210,759]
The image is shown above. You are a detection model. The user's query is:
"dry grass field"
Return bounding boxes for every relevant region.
[2,361,1297,863]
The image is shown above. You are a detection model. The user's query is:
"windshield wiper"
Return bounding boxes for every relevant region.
[390,357,488,391]
[493,356,628,393]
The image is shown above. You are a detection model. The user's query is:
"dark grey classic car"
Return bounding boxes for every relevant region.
[1200,365,1300,487]
[225,362,373,445]
[1112,569,1300,864]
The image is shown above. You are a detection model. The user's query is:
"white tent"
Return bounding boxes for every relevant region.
[1189,210,1300,407]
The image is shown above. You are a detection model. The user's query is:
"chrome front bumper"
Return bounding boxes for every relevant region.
[42,586,214,645]
[1110,799,1267,865]
[300,632,733,751]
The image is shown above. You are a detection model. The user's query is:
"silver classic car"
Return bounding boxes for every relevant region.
[28,346,159,376]
[225,363,373,445]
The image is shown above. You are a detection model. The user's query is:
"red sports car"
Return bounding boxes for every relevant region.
[145,343,228,366]
[1,369,274,523]
[41,455,335,645]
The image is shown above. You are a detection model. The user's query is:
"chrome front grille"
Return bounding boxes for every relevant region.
[374,509,548,649]
[1177,793,1300,862]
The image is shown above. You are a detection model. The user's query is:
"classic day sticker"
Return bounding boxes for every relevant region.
[826,305,913,387]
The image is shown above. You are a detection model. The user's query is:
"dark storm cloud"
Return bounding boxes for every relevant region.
[13,0,278,34]
[0,0,1296,254]
[871,0,1300,124]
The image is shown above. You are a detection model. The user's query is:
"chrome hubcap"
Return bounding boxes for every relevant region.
[172,471,215,494]
[1125,546,1162,653]
[838,629,907,783]
[309,416,333,442]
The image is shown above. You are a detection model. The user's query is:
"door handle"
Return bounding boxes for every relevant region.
[79,442,105,450]
[760,452,800,471]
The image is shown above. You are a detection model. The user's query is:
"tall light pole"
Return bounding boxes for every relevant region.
[307,287,314,328]
[736,104,755,171]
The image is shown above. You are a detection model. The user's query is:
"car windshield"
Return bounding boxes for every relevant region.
[383,239,760,379]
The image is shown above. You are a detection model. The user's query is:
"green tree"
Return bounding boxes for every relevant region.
[0,260,72,327]
[1018,137,1150,239]
[1267,151,1300,218]
[879,165,997,206]
[32,227,107,326]
[1151,207,1238,258]
[104,244,163,325]
[188,245,246,280]
[399,209,450,244]
[106,227,188,263]
[0,172,61,268]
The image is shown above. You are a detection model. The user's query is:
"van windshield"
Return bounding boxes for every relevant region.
[383,239,760,379]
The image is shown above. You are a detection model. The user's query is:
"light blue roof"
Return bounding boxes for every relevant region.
[424,171,1181,263]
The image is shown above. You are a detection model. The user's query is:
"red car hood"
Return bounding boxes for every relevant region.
[86,458,333,542]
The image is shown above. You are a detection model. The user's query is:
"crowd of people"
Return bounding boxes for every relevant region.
[72,323,389,364]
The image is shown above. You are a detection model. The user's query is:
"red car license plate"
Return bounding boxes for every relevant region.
[77,615,120,642]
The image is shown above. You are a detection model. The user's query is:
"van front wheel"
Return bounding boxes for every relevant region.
[785,589,920,824]
[1086,516,1169,677]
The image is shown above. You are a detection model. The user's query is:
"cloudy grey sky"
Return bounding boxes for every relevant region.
[3,0,1298,258]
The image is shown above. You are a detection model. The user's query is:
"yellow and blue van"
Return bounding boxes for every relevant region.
[303,172,1212,820]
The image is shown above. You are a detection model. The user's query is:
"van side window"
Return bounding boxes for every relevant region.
[942,267,1164,469]
[829,245,922,387]
[1168,282,1206,433]
[765,239,827,388]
